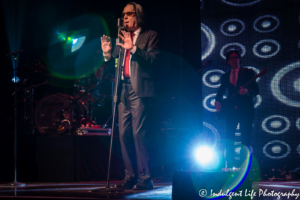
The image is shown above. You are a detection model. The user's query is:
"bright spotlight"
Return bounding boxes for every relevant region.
[12,76,20,83]
[195,146,214,165]
[72,38,78,44]
[71,36,86,52]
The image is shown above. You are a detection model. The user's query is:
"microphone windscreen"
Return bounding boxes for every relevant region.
[117,18,124,28]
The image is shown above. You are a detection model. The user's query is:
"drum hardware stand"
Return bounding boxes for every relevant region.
[12,76,29,96]
[23,81,47,135]
[93,19,124,192]
[23,81,48,90]
[23,78,31,134]
[5,50,25,186]
[65,89,88,111]
[55,90,88,133]
[101,115,113,129]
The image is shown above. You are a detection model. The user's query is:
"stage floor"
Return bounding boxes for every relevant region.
[1,180,300,199]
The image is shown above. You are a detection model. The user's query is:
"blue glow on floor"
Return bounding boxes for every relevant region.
[124,186,172,199]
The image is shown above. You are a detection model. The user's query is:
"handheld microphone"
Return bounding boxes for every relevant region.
[117,18,125,46]
[117,18,124,28]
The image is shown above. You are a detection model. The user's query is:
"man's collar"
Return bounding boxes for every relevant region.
[133,27,142,35]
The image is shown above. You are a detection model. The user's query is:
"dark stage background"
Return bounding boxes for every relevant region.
[201,0,300,173]
[0,0,202,182]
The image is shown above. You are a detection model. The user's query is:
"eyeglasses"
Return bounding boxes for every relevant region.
[229,56,239,60]
[122,12,135,18]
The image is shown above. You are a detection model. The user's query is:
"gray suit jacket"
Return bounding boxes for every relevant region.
[110,28,160,98]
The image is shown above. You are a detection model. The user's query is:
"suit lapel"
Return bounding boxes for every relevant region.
[135,28,145,47]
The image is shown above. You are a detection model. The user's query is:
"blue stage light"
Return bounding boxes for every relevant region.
[195,146,214,165]
[194,145,222,171]
[72,38,78,44]
[71,36,86,52]
[12,76,20,83]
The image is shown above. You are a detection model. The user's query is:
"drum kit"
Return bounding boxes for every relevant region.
[20,60,113,135]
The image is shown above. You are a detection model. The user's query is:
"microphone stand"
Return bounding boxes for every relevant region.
[93,22,124,192]
[5,53,25,186]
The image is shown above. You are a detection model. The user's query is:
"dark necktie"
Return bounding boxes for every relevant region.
[231,69,237,87]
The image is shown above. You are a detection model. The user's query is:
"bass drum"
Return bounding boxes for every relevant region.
[34,94,84,134]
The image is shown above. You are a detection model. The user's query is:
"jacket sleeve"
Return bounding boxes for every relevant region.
[132,32,160,66]
[216,74,227,102]
[112,45,121,59]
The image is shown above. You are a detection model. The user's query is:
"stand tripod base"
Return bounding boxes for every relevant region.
[5,182,26,186]
[92,187,124,192]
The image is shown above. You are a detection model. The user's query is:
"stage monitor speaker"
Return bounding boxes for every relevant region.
[172,171,252,200]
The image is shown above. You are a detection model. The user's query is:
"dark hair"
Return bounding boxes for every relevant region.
[124,2,145,28]
[225,49,241,63]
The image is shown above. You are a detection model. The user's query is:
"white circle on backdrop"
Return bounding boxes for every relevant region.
[296,118,300,130]
[254,95,262,108]
[262,115,290,135]
[221,19,245,36]
[253,15,280,33]
[263,140,291,159]
[253,39,280,58]
[201,23,216,60]
[203,121,220,148]
[271,61,300,108]
[203,93,226,112]
[221,0,261,7]
[203,69,225,88]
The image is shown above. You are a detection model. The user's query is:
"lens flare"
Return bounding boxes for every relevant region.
[71,36,86,52]
[192,146,259,200]
[47,14,110,81]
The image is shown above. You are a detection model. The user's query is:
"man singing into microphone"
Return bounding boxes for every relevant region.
[100,2,159,190]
